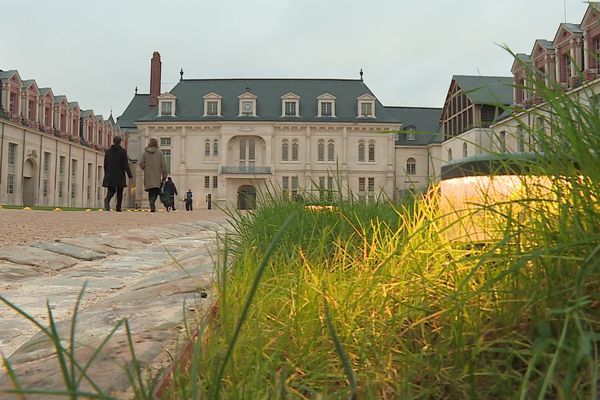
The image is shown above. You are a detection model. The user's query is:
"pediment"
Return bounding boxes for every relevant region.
[238,91,257,99]
[23,80,39,93]
[357,93,376,101]
[203,92,222,99]
[317,92,336,100]
[552,24,580,45]
[581,4,600,29]
[511,53,530,73]
[158,92,177,100]
[281,92,301,100]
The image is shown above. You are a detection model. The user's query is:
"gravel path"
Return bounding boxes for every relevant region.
[0,208,228,247]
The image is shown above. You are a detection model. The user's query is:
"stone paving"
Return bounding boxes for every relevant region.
[0,217,231,398]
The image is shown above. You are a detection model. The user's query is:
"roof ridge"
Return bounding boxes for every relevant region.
[180,78,364,82]
[385,106,442,110]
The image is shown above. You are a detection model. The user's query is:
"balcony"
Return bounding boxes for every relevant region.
[221,165,271,175]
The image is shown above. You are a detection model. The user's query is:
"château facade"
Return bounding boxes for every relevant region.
[119,53,442,210]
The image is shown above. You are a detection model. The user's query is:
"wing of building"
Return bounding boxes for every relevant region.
[440,2,600,179]
[119,53,442,210]
[0,70,126,208]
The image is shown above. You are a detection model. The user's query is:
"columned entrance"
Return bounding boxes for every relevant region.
[22,158,37,206]
[238,185,256,210]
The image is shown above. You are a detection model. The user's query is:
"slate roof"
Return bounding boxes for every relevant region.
[385,106,443,145]
[562,23,582,34]
[536,39,554,50]
[0,70,18,80]
[22,79,37,89]
[117,94,149,128]
[453,75,513,105]
[129,79,399,124]
[68,102,79,110]
[81,109,94,118]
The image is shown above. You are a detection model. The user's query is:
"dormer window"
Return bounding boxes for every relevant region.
[357,93,376,118]
[406,126,416,141]
[203,92,222,116]
[238,92,257,117]
[281,93,300,117]
[317,93,336,117]
[158,93,177,117]
[161,102,172,116]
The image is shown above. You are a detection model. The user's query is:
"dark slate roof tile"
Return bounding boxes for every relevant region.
[133,79,399,124]
[453,75,513,105]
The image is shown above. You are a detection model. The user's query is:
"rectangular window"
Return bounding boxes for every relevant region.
[360,102,373,117]
[204,176,210,189]
[7,174,15,194]
[321,101,332,117]
[282,176,289,190]
[368,177,375,192]
[87,163,93,201]
[291,176,299,200]
[406,131,416,141]
[161,149,171,175]
[318,176,325,200]
[213,140,219,156]
[239,140,246,161]
[212,176,218,189]
[206,101,218,116]
[291,141,298,161]
[8,143,17,166]
[71,159,78,201]
[42,180,49,198]
[43,152,51,173]
[248,139,255,161]
[358,177,365,192]
[284,101,296,116]
[368,143,375,162]
[317,142,324,162]
[160,137,171,147]
[161,101,172,116]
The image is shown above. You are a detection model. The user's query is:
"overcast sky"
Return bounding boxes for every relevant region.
[2,0,592,118]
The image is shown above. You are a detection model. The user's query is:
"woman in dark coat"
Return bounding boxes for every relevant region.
[103,136,133,212]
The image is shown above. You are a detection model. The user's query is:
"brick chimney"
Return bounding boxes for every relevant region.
[149,51,161,107]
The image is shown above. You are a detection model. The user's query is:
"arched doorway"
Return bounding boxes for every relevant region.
[238,185,256,210]
[22,159,37,207]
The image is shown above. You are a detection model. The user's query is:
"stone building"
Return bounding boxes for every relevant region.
[119,52,442,210]
[0,69,125,208]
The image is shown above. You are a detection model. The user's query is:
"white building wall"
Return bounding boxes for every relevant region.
[0,119,105,208]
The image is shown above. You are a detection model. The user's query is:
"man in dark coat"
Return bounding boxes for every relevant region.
[103,136,133,212]
[163,177,178,211]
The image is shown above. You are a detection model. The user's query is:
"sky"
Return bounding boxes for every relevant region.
[1,0,593,119]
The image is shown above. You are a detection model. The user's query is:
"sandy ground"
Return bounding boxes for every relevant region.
[0,208,228,247]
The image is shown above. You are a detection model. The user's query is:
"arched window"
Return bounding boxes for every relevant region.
[291,140,299,161]
[317,140,325,161]
[358,141,365,162]
[448,148,453,162]
[204,139,211,157]
[327,140,335,161]
[406,158,416,175]
[463,142,468,158]
[282,139,289,161]
[213,139,219,156]
[368,141,375,162]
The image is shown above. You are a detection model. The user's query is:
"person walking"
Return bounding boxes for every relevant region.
[185,189,193,211]
[163,177,178,211]
[139,138,167,212]
[103,135,133,212]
